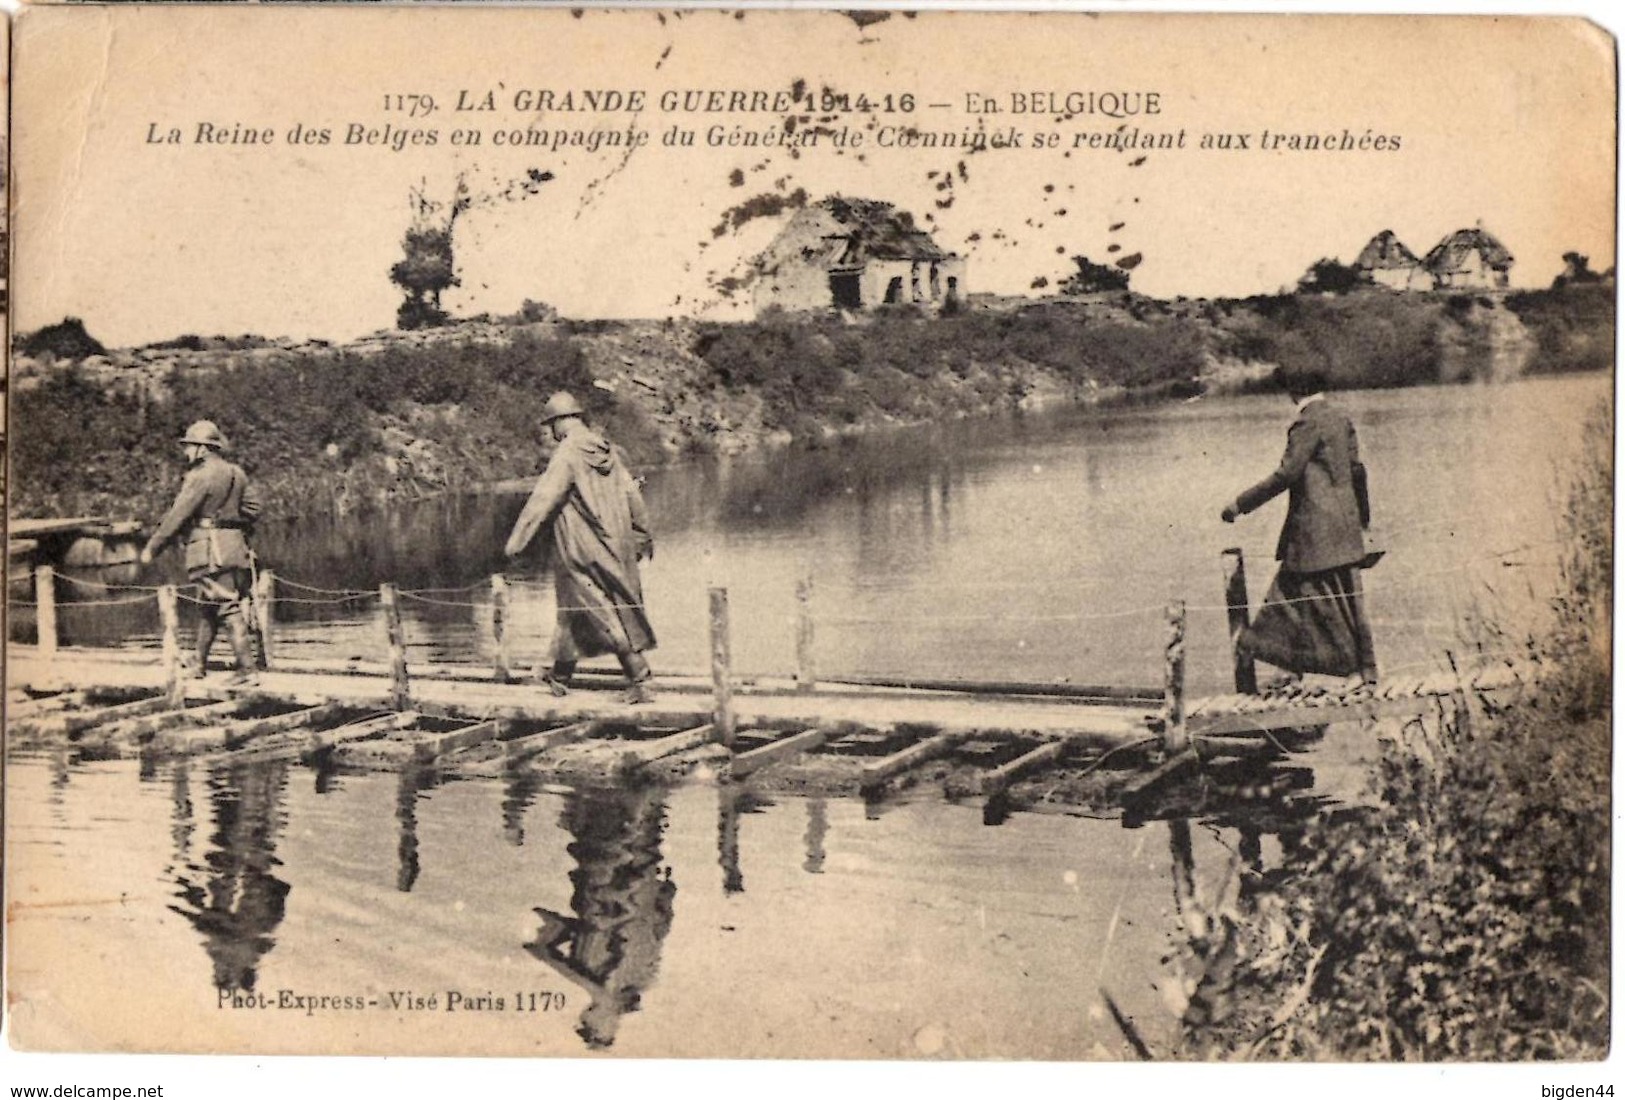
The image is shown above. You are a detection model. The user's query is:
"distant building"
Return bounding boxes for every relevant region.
[751,196,966,315]
[1353,230,1426,290]
[1422,223,1514,290]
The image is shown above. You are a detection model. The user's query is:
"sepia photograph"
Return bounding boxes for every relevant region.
[2,0,1616,1088]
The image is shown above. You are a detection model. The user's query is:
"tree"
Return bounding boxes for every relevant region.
[388,169,557,331]
[1553,251,1604,288]
[1059,255,1130,295]
[389,178,471,330]
[1296,257,1364,295]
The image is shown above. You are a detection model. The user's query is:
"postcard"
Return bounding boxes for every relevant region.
[4,2,1615,1072]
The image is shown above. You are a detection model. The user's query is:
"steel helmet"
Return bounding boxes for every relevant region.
[178,420,227,449]
[540,391,586,425]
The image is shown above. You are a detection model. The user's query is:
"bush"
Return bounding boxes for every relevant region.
[1506,285,1616,376]
[20,317,106,361]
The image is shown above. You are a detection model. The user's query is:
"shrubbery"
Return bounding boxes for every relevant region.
[692,303,1210,439]
[1507,284,1616,376]
[11,333,662,518]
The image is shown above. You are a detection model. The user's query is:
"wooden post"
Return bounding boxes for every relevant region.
[34,563,58,660]
[158,584,184,706]
[254,569,276,668]
[1162,599,1188,752]
[794,570,815,694]
[491,573,512,683]
[709,586,735,748]
[381,583,411,711]
[1222,547,1258,695]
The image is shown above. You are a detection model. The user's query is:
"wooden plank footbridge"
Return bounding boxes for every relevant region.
[9,548,1531,807]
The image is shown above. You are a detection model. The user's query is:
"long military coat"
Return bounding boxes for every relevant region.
[505,427,656,660]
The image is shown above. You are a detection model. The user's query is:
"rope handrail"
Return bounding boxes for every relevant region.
[396,590,483,610]
[53,572,168,595]
[822,603,1170,626]
[22,591,159,609]
[274,576,376,598]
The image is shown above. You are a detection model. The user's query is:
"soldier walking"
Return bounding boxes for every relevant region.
[140,420,262,684]
[504,392,657,704]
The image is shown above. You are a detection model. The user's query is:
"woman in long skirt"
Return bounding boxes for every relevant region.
[1221,367,1378,685]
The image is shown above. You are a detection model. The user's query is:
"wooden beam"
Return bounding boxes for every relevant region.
[795,572,815,694]
[710,587,735,747]
[381,583,411,711]
[809,673,1163,703]
[731,727,828,778]
[615,724,717,772]
[412,718,507,763]
[1222,547,1258,695]
[148,702,346,755]
[316,711,418,750]
[12,694,173,740]
[87,699,247,746]
[979,739,1069,796]
[491,574,512,683]
[159,585,184,707]
[1118,746,1201,801]
[6,690,88,722]
[35,564,58,662]
[1190,693,1445,736]
[254,568,277,668]
[859,728,974,788]
[1162,600,1188,752]
[495,720,599,766]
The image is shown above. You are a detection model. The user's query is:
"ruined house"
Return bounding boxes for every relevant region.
[1422,223,1514,290]
[751,196,967,315]
[1353,229,1426,290]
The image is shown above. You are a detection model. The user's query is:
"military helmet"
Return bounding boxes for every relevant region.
[540,391,586,425]
[179,420,227,449]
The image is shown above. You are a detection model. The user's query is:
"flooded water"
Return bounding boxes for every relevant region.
[7,748,1258,1057]
[7,373,1609,1056]
[28,372,1608,694]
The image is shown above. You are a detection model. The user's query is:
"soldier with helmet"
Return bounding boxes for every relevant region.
[140,419,263,684]
[504,391,657,704]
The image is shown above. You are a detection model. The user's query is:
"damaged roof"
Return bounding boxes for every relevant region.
[1354,229,1421,270]
[1423,225,1514,273]
[818,195,953,263]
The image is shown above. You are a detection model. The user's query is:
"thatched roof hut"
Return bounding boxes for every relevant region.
[1354,229,1421,272]
[1423,224,1514,289]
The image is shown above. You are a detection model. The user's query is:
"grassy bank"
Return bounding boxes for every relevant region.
[11,284,1612,519]
[1170,402,1611,1061]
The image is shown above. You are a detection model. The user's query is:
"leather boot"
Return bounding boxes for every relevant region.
[193,613,218,678]
[227,618,258,686]
[619,651,652,705]
[540,659,576,698]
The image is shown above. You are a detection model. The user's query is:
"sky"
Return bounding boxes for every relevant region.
[12,6,1617,348]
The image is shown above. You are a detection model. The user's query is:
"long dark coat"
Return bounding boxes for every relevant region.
[1234,395,1370,574]
[505,427,656,661]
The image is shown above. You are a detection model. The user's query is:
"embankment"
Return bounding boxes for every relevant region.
[11,284,1611,519]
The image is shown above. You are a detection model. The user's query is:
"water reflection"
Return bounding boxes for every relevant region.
[716,785,777,895]
[803,797,829,874]
[168,761,292,994]
[395,766,441,893]
[502,770,545,847]
[524,783,676,1050]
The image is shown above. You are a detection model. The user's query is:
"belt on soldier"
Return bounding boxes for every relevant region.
[195,518,250,530]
